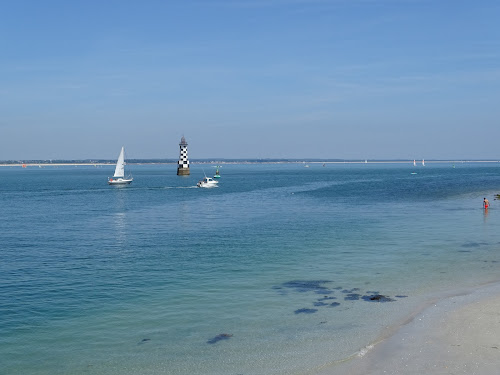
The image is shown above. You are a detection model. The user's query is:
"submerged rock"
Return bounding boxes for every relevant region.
[207,333,233,344]
[341,288,360,293]
[294,308,318,314]
[328,302,340,307]
[281,280,332,294]
[317,296,337,301]
[362,294,395,302]
[344,293,361,301]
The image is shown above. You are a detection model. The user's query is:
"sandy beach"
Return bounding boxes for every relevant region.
[322,282,500,375]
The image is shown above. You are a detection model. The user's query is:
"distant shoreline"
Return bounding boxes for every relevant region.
[1,160,500,167]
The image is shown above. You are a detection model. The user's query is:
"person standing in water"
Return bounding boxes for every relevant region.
[483,197,490,209]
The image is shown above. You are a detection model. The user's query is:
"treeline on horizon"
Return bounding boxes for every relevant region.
[2,158,348,164]
[1,158,493,164]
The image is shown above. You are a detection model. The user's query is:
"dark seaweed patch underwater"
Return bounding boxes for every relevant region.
[207,333,233,344]
[280,280,333,294]
[275,280,405,314]
[295,308,318,314]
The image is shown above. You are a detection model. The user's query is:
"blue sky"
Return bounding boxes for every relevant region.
[1,0,499,160]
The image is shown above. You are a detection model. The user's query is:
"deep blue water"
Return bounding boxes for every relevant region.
[1,162,500,374]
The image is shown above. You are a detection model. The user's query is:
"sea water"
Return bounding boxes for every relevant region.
[1,162,500,374]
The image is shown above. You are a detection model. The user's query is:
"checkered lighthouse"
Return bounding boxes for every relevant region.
[177,136,190,175]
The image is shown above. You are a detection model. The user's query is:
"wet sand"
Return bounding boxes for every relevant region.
[321,282,500,375]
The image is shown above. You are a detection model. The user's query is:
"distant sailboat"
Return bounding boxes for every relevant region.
[108,147,133,185]
[422,159,425,166]
[413,159,416,167]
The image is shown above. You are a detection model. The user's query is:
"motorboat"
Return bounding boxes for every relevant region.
[197,176,218,188]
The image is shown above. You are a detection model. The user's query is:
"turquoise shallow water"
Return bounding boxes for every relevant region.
[1,163,500,374]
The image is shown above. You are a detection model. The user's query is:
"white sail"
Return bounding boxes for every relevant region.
[422,159,425,166]
[113,147,125,178]
[413,159,416,166]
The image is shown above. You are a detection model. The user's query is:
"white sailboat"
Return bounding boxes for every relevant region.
[413,159,416,167]
[108,147,133,185]
[422,159,425,166]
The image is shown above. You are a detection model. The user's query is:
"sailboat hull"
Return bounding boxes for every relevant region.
[108,178,133,185]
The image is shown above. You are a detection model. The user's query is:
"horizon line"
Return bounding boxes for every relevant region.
[2,159,500,167]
